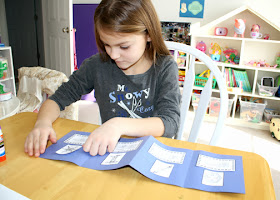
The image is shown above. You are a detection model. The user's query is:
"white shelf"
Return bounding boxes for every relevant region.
[0,47,16,96]
[189,7,280,130]
[193,35,280,44]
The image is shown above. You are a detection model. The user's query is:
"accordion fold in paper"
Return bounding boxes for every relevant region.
[40,130,245,194]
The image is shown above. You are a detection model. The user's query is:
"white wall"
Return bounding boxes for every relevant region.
[74,0,280,28]
[247,0,280,27]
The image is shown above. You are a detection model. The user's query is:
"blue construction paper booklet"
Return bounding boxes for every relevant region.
[40,130,245,194]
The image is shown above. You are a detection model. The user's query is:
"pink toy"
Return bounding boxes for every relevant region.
[251,24,260,32]
[250,24,263,39]
[223,48,239,64]
[234,19,246,38]
[263,34,270,40]
[196,41,206,53]
[223,48,238,56]
[247,60,277,68]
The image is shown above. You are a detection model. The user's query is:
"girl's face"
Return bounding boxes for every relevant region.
[99,30,152,75]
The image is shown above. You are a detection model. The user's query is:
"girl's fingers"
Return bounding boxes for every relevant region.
[98,143,108,156]
[33,134,40,157]
[27,134,34,156]
[89,142,100,156]
[107,140,117,153]
[39,132,50,154]
[83,136,93,152]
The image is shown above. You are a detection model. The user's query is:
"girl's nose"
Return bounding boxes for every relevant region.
[108,48,120,60]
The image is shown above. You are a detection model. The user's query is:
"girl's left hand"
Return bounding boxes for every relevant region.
[82,118,122,156]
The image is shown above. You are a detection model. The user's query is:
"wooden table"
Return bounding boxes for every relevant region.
[0,112,276,200]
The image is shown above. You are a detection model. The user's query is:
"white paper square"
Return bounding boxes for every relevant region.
[101,153,126,165]
[150,160,174,178]
[202,169,224,186]
[148,143,186,164]
[64,134,88,145]
[56,145,82,154]
[113,140,143,152]
[196,154,235,171]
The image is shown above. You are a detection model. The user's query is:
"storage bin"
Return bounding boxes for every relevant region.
[239,98,266,123]
[257,83,278,97]
[191,93,209,113]
[194,75,217,89]
[209,97,234,117]
[263,108,280,123]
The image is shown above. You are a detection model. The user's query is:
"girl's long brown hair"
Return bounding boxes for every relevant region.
[94,0,170,63]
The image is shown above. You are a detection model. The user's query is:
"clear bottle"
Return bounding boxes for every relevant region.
[0,126,6,162]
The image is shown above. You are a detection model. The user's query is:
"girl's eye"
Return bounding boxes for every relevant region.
[120,46,129,49]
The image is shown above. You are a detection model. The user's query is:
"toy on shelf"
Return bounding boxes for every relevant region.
[196,41,206,53]
[239,96,266,123]
[263,34,270,40]
[258,77,279,97]
[214,27,228,36]
[221,48,239,64]
[176,51,187,67]
[240,109,263,123]
[270,118,280,140]
[178,69,185,87]
[227,86,243,93]
[199,69,211,78]
[251,24,260,32]
[261,77,274,87]
[195,70,217,88]
[234,19,246,38]
[275,55,280,68]
[246,60,278,68]
[250,24,262,39]
[209,43,221,61]
[264,108,280,123]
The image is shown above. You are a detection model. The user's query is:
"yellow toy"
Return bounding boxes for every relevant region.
[270,118,280,140]
[209,43,221,61]
[199,70,215,79]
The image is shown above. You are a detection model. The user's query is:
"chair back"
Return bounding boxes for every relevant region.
[165,41,228,145]
[17,66,78,120]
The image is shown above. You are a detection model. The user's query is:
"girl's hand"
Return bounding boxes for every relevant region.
[24,121,57,157]
[83,118,122,156]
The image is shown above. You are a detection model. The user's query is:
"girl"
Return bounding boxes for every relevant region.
[25,0,181,157]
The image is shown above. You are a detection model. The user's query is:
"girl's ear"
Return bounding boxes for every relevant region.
[147,34,152,42]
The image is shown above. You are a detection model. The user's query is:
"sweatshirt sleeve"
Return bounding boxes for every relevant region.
[153,56,181,138]
[49,56,96,110]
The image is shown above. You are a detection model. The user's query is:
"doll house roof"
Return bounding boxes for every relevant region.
[192,5,280,40]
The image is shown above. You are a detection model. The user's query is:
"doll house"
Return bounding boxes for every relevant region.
[189,6,280,130]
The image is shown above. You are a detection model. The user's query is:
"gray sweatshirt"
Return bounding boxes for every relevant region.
[50,54,181,138]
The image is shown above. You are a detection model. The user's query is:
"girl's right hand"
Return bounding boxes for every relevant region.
[24,121,57,157]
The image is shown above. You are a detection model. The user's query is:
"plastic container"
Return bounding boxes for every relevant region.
[191,93,209,113]
[0,126,6,162]
[194,75,217,89]
[257,83,278,97]
[0,82,12,101]
[263,108,280,123]
[239,98,266,123]
[209,97,234,117]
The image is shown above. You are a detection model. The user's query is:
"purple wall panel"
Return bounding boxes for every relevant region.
[73,4,99,68]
